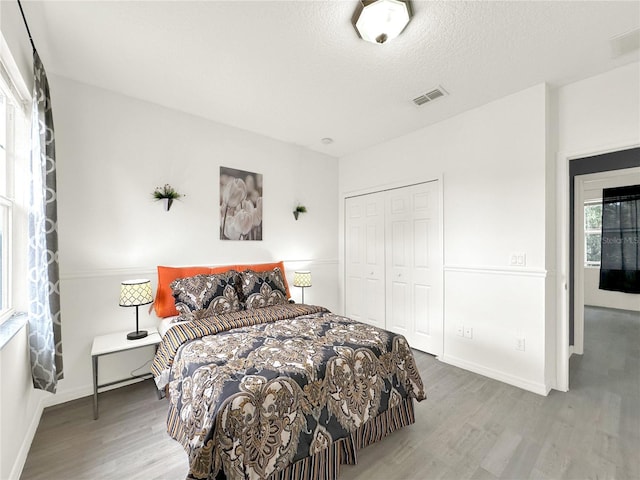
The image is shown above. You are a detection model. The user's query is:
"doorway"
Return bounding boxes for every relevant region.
[573,167,640,356]
[566,147,640,388]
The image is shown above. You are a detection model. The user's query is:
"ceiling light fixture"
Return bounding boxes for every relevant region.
[353,0,411,45]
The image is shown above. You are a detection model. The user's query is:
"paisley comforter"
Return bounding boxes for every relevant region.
[151,304,425,480]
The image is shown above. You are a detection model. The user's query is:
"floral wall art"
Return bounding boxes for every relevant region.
[220,167,263,240]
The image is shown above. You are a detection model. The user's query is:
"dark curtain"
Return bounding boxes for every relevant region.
[599,184,640,294]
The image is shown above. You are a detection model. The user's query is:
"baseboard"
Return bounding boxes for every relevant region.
[440,354,551,396]
[9,394,46,480]
[43,384,93,408]
[44,376,151,408]
[584,304,640,314]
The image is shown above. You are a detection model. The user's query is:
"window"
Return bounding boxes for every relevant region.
[0,69,28,320]
[584,201,602,267]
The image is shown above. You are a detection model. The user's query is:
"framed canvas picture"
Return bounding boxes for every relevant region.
[220,167,263,240]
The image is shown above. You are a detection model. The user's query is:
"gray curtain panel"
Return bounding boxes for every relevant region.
[28,50,63,393]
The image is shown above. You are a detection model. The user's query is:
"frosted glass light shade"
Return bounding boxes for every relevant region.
[119,279,153,307]
[293,271,312,288]
[355,0,411,44]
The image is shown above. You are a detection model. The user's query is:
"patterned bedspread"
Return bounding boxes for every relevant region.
[151,304,425,480]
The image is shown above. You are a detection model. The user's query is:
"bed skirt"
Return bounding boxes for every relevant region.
[267,396,416,480]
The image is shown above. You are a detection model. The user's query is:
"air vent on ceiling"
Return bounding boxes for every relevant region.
[412,86,448,106]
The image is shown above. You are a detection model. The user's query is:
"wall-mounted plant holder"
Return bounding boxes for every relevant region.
[293,204,307,220]
[153,184,184,211]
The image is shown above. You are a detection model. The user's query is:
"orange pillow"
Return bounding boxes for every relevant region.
[154,262,291,317]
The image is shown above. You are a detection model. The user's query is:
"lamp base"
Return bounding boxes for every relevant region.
[127,330,148,340]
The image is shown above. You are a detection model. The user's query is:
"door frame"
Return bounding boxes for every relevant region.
[339,175,445,354]
[556,143,639,392]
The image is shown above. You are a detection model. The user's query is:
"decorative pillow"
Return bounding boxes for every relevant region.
[241,268,288,310]
[155,266,211,317]
[239,261,291,299]
[154,265,234,317]
[171,271,242,321]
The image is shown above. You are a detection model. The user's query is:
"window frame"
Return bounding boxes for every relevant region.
[0,198,12,318]
[0,51,30,323]
[0,90,15,320]
[584,200,602,268]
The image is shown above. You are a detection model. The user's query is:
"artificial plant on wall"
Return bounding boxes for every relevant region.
[293,204,307,220]
[153,184,184,211]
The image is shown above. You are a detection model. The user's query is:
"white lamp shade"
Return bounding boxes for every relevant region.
[293,271,312,288]
[355,0,411,44]
[119,279,153,307]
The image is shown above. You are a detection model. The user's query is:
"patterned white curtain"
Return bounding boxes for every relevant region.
[28,50,63,393]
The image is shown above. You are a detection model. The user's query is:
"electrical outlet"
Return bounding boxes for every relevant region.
[464,327,473,339]
[516,337,526,351]
[456,325,464,337]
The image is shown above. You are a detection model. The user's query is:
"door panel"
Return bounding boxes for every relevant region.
[365,278,385,327]
[414,284,430,336]
[414,219,429,268]
[365,224,378,265]
[391,221,406,266]
[346,275,363,322]
[385,182,442,355]
[389,279,408,334]
[345,193,385,328]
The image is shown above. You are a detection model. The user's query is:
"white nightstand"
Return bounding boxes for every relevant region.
[91,327,161,420]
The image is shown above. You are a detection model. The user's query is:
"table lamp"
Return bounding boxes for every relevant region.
[293,271,312,304]
[119,279,153,340]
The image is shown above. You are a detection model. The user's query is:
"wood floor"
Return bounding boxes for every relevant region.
[21,306,639,480]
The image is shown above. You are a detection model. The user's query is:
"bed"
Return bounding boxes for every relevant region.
[151,262,426,480]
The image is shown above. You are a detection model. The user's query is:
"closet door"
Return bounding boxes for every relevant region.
[345,192,385,328]
[385,181,442,355]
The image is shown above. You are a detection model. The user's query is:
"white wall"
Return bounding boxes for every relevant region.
[557,63,640,156]
[0,326,47,480]
[50,75,339,404]
[339,84,552,394]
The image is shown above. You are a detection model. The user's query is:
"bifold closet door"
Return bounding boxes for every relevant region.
[344,192,385,328]
[385,181,442,356]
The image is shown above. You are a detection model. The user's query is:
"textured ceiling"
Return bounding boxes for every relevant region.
[21,1,640,157]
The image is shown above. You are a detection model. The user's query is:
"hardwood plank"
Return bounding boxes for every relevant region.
[479,429,522,477]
